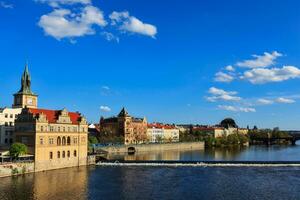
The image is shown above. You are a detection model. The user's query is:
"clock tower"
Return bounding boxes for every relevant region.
[13,64,38,109]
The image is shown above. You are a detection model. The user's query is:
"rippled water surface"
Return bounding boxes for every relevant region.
[2,144,300,200]
[1,166,300,200]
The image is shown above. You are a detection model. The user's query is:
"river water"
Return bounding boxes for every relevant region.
[1,144,300,200]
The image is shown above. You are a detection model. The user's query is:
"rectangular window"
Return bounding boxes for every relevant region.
[49,152,53,160]
[49,138,54,145]
[40,138,43,145]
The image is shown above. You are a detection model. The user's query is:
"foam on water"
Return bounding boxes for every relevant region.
[96,162,300,167]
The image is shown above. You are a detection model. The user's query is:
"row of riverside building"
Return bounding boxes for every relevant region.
[0,64,180,171]
[0,65,247,172]
[98,108,180,145]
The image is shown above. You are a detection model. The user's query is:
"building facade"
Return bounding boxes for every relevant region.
[100,108,148,145]
[15,108,88,171]
[192,126,249,138]
[147,123,180,143]
[0,108,22,147]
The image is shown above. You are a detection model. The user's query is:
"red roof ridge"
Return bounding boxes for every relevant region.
[28,108,82,124]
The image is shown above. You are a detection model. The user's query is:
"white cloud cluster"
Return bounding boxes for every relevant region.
[236,51,282,68]
[206,87,241,102]
[275,97,295,104]
[218,105,256,113]
[257,97,296,105]
[241,66,300,84]
[100,106,111,112]
[0,1,13,8]
[37,2,158,41]
[38,6,107,40]
[257,98,273,105]
[109,11,157,38]
[225,65,235,72]
[36,0,90,7]
[214,71,234,83]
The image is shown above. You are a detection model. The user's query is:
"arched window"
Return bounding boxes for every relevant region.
[62,151,65,158]
[74,150,77,157]
[67,151,70,158]
[67,136,71,145]
[49,152,53,160]
[62,137,66,145]
[57,136,61,146]
[57,151,60,158]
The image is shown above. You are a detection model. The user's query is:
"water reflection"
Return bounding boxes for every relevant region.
[0,167,89,200]
[107,143,300,161]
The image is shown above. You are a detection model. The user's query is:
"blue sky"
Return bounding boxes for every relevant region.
[1,0,300,129]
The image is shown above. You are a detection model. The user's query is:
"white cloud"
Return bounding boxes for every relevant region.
[101,32,119,43]
[214,72,234,83]
[207,87,241,102]
[208,87,237,96]
[36,0,90,7]
[275,97,295,104]
[0,1,13,8]
[241,66,300,84]
[101,86,110,90]
[100,106,111,112]
[109,11,157,38]
[38,6,107,40]
[225,65,235,72]
[218,105,256,113]
[236,51,282,68]
[257,98,273,105]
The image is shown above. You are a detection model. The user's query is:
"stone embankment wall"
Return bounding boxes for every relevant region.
[98,142,205,154]
[0,162,34,178]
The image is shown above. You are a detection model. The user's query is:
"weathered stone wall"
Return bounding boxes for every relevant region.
[99,142,204,154]
[0,162,34,177]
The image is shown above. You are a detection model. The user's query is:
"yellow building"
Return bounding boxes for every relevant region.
[13,65,88,171]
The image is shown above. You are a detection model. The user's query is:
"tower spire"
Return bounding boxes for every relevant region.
[18,62,32,94]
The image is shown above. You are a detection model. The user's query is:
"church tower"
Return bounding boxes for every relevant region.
[13,64,38,108]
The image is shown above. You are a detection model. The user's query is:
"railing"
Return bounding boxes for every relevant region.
[0,155,34,164]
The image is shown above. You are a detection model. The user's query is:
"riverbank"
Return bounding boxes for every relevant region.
[95,142,205,154]
[0,162,34,178]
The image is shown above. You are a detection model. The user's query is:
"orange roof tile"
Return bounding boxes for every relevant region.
[28,108,81,124]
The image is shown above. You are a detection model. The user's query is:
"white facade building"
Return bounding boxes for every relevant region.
[0,107,22,147]
[147,123,180,143]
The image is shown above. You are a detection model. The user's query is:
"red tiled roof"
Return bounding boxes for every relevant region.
[28,108,81,124]
[193,127,224,131]
[148,123,176,129]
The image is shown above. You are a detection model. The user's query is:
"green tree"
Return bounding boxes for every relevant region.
[9,143,27,159]
[88,135,99,146]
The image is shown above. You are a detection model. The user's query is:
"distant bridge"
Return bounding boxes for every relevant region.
[251,133,300,145]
